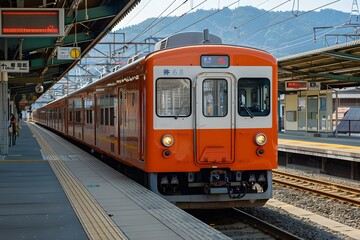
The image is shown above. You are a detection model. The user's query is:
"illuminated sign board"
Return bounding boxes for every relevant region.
[285,81,308,91]
[0,8,64,37]
[201,55,229,68]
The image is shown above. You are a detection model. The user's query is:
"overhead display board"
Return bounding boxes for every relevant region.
[0,8,64,37]
[285,81,308,91]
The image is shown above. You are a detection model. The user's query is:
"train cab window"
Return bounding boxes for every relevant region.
[238,78,270,117]
[203,79,228,117]
[156,78,191,118]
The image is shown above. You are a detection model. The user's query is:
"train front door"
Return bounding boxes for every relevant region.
[195,73,235,165]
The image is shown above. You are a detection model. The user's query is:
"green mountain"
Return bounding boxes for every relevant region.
[111,6,353,58]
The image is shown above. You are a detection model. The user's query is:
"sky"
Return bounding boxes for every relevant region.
[113,0,354,30]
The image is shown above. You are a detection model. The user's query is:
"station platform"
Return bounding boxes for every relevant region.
[278,132,360,162]
[0,121,230,240]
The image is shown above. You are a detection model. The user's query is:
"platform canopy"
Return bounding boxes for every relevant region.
[0,0,140,105]
[278,40,360,92]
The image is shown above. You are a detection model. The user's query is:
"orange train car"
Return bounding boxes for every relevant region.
[33,31,278,209]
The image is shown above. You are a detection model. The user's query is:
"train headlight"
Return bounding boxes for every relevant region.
[255,133,267,146]
[161,134,174,147]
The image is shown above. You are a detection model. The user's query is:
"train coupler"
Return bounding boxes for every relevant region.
[227,182,247,199]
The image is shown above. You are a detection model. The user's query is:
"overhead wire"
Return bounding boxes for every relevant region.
[150,0,209,37]
[129,0,180,42]
[268,20,350,54]
[115,0,192,55]
[120,0,153,28]
[120,0,209,55]
[230,0,291,34]
[229,0,341,43]
[123,0,342,59]
[174,0,240,33]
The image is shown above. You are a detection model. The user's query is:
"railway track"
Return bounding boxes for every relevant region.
[187,208,301,240]
[273,169,360,206]
[231,208,302,240]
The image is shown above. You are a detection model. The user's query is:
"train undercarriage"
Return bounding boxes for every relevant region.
[149,169,272,209]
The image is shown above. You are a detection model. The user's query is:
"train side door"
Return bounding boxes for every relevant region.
[94,94,98,147]
[195,73,235,165]
[118,88,127,159]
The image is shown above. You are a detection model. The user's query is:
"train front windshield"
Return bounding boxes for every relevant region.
[155,77,271,119]
[239,78,270,117]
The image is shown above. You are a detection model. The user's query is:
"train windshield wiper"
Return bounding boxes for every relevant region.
[175,99,188,119]
[241,102,254,118]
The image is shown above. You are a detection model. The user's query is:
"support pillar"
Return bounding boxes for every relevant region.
[285,152,290,166]
[350,161,357,180]
[0,72,9,155]
[321,157,326,174]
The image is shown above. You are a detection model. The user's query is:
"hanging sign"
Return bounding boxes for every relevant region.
[0,60,29,73]
[0,8,64,37]
[285,81,308,91]
[57,47,81,60]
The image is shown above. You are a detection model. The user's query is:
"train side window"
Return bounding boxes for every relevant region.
[238,78,270,117]
[84,97,93,124]
[100,95,105,125]
[75,111,81,122]
[156,78,191,118]
[68,101,73,122]
[202,79,228,117]
[109,94,115,126]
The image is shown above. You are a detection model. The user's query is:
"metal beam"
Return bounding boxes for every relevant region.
[323,51,360,62]
[65,6,120,25]
[8,77,44,84]
[279,67,360,83]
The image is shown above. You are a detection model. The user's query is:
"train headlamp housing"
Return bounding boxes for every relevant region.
[161,134,174,147]
[255,133,267,146]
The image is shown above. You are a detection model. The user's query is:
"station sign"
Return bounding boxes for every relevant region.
[57,47,81,60]
[285,81,321,91]
[0,8,64,37]
[308,82,321,90]
[0,60,29,73]
[285,81,307,91]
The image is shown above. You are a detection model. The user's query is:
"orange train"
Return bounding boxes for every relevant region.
[33,31,278,209]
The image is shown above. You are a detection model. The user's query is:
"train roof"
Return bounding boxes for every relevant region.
[154,29,222,51]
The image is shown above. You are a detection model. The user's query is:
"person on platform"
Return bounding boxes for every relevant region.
[8,113,17,146]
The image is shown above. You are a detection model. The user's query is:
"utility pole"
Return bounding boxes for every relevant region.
[313,0,360,46]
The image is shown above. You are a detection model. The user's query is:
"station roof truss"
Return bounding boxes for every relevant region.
[0,0,140,104]
[278,39,360,92]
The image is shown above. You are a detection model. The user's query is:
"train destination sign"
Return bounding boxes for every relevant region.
[0,8,64,37]
[201,55,229,68]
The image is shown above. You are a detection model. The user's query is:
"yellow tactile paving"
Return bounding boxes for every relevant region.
[28,123,128,240]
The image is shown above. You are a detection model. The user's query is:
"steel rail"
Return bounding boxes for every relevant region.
[273,169,360,206]
[232,208,303,240]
